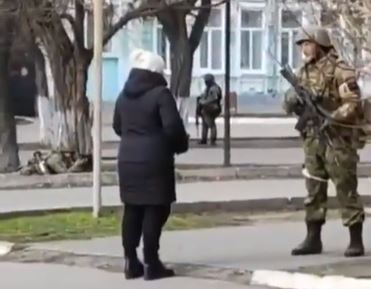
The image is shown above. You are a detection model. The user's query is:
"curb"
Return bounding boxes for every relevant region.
[1,195,371,219]
[3,164,371,190]
[3,246,369,288]
[18,136,302,151]
[187,116,297,125]
[251,270,371,289]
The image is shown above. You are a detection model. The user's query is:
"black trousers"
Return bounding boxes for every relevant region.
[201,114,217,143]
[122,204,170,264]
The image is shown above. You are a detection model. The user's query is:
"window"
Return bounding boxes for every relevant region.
[240,10,264,71]
[156,26,169,68]
[142,19,170,70]
[141,20,154,51]
[199,9,223,71]
[280,10,302,69]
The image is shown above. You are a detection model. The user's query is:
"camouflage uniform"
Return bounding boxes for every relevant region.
[283,26,365,257]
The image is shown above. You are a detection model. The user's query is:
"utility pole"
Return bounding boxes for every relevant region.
[92,0,103,218]
[224,0,231,166]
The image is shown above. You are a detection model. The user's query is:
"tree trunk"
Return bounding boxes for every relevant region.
[74,53,93,157]
[0,15,19,173]
[47,52,92,156]
[34,44,52,146]
[25,2,92,157]
[169,37,193,98]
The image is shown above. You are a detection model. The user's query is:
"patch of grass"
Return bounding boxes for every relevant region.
[0,210,121,243]
[0,210,245,244]
[1,208,366,244]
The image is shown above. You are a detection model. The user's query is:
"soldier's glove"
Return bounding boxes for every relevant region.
[320,119,330,131]
[283,97,304,116]
[292,101,305,116]
[283,87,304,116]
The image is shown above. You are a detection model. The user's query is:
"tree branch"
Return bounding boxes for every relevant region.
[189,0,211,53]
[178,0,225,11]
[101,0,220,48]
[102,4,167,47]
[60,13,80,43]
[74,0,85,52]
[157,7,180,41]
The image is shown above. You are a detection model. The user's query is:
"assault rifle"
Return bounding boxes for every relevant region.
[280,64,332,143]
[195,96,202,137]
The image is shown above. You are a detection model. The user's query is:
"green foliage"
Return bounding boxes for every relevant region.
[0,210,238,243]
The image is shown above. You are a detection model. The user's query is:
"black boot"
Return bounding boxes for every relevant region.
[144,250,175,281]
[344,223,365,257]
[291,221,323,256]
[210,136,217,146]
[210,124,217,146]
[144,260,175,281]
[124,257,144,280]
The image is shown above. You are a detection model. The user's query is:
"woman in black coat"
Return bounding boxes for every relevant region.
[113,49,189,281]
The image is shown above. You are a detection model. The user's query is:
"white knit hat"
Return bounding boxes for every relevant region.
[129,49,166,74]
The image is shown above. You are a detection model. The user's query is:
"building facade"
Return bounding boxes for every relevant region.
[86,0,321,112]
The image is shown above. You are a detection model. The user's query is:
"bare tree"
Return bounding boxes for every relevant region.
[0,0,217,172]
[156,0,224,97]
[0,0,20,173]
[19,0,174,170]
[295,0,371,67]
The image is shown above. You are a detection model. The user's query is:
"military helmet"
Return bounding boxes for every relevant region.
[204,73,215,82]
[295,26,332,48]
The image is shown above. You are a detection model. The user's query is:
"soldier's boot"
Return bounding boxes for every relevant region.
[344,223,365,257]
[124,254,144,279]
[210,126,217,146]
[199,119,208,145]
[199,130,208,145]
[291,221,323,256]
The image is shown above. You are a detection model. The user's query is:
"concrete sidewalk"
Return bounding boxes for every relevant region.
[16,118,299,145]
[85,146,371,165]
[29,220,371,272]
[3,221,371,289]
[5,162,371,191]
[1,179,371,215]
[0,262,260,289]
[20,147,310,166]
[17,147,307,169]
[25,219,371,289]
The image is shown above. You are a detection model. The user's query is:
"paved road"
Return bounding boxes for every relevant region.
[153,146,371,165]
[3,219,371,289]
[31,219,371,273]
[19,147,307,167]
[16,118,299,145]
[18,144,371,166]
[1,179,371,214]
[0,262,267,289]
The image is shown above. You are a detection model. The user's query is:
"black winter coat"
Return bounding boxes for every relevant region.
[113,68,189,205]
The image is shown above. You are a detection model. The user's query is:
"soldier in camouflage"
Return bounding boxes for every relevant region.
[283,26,365,257]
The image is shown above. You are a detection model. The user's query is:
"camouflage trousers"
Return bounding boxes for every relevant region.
[303,137,365,226]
